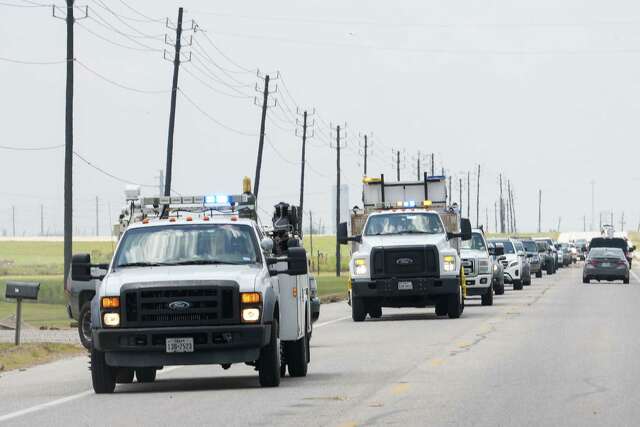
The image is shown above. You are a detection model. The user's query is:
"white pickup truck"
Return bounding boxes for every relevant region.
[339,174,472,321]
[460,229,494,306]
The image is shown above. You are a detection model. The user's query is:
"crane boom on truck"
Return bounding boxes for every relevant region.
[339,173,472,321]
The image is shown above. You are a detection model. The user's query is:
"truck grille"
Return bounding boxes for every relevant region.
[371,246,439,279]
[121,281,240,327]
[462,259,475,276]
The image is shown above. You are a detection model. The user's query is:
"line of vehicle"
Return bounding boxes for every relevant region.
[0,366,183,422]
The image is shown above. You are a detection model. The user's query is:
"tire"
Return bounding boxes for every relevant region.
[259,319,281,387]
[285,328,308,378]
[536,270,543,278]
[447,286,464,319]
[116,368,134,384]
[513,280,523,290]
[494,280,505,295]
[624,277,630,284]
[351,297,366,322]
[78,302,92,350]
[368,305,382,319]
[583,277,590,284]
[481,286,494,306]
[91,347,116,394]
[135,368,157,383]
[435,299,448,316]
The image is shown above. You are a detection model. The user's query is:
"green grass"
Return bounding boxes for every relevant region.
[0,343,84,372]
[303,235,351,272]
[0,241,114,276]
[0,301,71,329]
[314,273,349,301]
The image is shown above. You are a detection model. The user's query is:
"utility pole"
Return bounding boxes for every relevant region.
[396,150,400,181]
[583,215,586,232]
[448,176,452,205]
[467,171,471,221]
[331,125,346,277]
[590,180,595,231]
[163,7,185,198]
[509,181,516,233]
[95,196,99,237]
[40,205,44,236]
[499,174,505,234]
[157,169,164,195]
[557,217,561,232]
[459,178,463,216]
[494,201,498,233]
[538,190,542,233]
[599,212,602,230]
[309,211,313,262]
[610,211,614,226]
[62,0,75,282]
[253,74,273,199]
[476,165,480,228]
[298,110,309,231]
[362,134,369,176]
[621,212,625,231]
[485,207,489,232]
[431,153,435,176]
[12,206,16,238]
[416,151,421,180]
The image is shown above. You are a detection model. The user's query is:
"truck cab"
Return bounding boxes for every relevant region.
[460,229,494,306]
[73,182,312,393]
[339,174,471,321]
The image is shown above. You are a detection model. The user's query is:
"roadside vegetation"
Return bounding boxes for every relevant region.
[0,343,84,372]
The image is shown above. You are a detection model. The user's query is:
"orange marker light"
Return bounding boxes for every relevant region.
[186,216,193,222]
[142,218,149,224]
[169,217,176,222]
[202,216,210,221]
[241,292,261,304]
[231,216,238,222]
[101,297,120,309]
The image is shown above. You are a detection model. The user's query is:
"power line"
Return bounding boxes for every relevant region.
[76,21,161,53]
[116,0,163,23]
[75,59,169,93]
[0,1,48,7]
[191,37,254,86]
[87,10,164,41]
[197,28,256,73]
[181,66,253,99]
[73,151,156,187]
[89,0,163,38]
[0,144,64,151]
[0,56,68,65]
[177,88,257,137]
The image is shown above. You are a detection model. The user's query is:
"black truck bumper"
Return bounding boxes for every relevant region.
[94,324,270,367]
[351,276,459,307]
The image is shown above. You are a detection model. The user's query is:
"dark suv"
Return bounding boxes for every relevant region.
[535,240,556,274]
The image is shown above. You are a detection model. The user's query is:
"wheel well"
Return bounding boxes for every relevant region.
[273,302,279,321]
[79,290,95,309]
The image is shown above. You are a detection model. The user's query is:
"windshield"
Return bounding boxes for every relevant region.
[523,241,538,253]
[114,224,260,267]
[363,213,444,236]
[492,240,515,254]
[461,232,487,251]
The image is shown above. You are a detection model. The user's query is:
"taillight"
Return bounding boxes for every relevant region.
[617,260,627,266]
[588,259,599,266]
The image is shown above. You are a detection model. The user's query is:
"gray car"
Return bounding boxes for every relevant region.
[583,247,630,284]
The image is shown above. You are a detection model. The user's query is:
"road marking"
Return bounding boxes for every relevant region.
[0,365,183,422]
[430,358,445,367]
[315,316,350,329]
[337,422,357,427]
[391,383,410,396]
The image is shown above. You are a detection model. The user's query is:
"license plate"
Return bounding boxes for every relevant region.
[601,263,610,268]
[166,337,194,353]
[398,281,413,290]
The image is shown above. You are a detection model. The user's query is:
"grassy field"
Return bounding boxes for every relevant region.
[314,273,349,301]
[0,301,71,329]
[0,343,84,372]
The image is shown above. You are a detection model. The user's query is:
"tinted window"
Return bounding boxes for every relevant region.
[492,240,515,254]
[523,240,538,253]
[461,233,487,251]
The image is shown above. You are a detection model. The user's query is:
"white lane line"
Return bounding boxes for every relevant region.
[314,316,351,329]
[0,365,184,422]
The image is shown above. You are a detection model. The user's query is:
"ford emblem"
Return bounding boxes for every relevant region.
[396,258,414,265]
[168,300,191,311]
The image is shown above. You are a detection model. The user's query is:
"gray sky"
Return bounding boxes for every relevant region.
[2,0,639,236]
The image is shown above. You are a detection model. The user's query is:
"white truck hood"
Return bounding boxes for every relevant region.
[360,233,448,251]
[460,249,487,259]
[103,264,262,295]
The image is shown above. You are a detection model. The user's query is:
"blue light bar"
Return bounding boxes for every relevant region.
[204,194,231,206]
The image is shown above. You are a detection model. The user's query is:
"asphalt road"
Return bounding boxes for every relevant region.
[1,264,639,426]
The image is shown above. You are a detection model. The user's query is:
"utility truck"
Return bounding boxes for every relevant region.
[71,178,312,393]
[338,174,472,321]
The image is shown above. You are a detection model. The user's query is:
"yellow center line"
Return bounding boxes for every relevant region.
[391,383,410,395]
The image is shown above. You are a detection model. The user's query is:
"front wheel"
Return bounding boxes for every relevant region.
[259,319,281,387]
[91,348,116,394]
[536,270,543,278]
[447,286,464,319]
[513,280,523,290]
[624,277,630,284]
[582,277,590,284]
[481,286,494,306]
[435,299,448,316]
[284,330,308,377]
[351,297,366,322]
[78,302,92,350]
[494,280,505,295]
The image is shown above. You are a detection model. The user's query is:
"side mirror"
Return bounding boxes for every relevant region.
[488,246,496,256]
[286,247,308,276]
[337,221,362,245]
[460,218,472,241]
[495,246,505,256]
[260,237,274,254]
[498,255,507,261]
[71,253,107,281]
[517,251,525,257]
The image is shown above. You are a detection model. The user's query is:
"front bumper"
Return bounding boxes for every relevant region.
[351,276,459,300]
[464,273,492,295]
[94,324,270,367]
[503,266,520,283]
[528,261,541,273]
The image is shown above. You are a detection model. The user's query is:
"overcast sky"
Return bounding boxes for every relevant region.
[2,0,640,236]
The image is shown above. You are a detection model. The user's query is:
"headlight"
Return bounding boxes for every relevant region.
[241,308,260,323]
[443,255,456,272]
[103,312,120,327]
[510,261,519,267]
[353,258,368,275]
[478,259,490,274]
[493,264,498,272]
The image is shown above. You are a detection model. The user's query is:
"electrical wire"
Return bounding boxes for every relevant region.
[188,59,254,98]
[197,29,256,73]
[0,1,48,7]
[89,0,163,38]
[191,37,254,86]
[75,59,170,94]
[0,144,64,151]
[0,56,68,65]
[177,88,257,137]
[77,21,162,53]
[191,55,253,90]
[264,135,298,167]
[74,151,156,187]
[181,66,253,99]
[116,0,164,23]
[88,10,164,41]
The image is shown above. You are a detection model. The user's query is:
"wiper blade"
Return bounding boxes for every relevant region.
[397,230,431,234]
[116,262,170,268]
[173,260,246,266]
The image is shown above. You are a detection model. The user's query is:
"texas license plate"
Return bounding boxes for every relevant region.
[601,263,610,268]
[166,337,194,353]
[398,281,413,290]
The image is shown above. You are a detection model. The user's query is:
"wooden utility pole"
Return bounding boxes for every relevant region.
[12,206,16,237]
[459,178,463,216]
[298,110,308,232]
[332,126,345,277]
[476,165,480,228]
[538,190,542,233]
[95,196,99,237]
[40,205,44,236]
[396,150,400,181]
[499,174,505,233]
[63,0,75,283]
[430,153,435,176]
[164,7,184,198]
[467,171,471,221]
[253,74,271,198]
